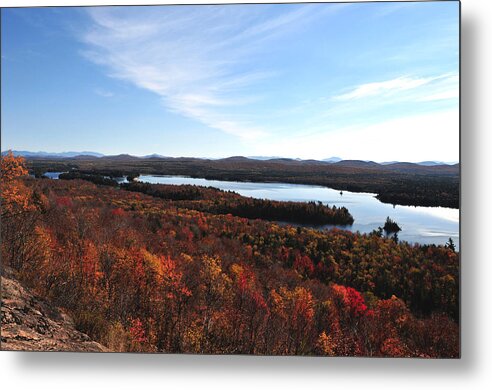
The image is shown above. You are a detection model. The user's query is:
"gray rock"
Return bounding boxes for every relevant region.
[1,274,108,352]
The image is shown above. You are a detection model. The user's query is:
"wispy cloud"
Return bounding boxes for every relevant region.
[80,5,337,141]
[94,88,114,98]
[371,2,422,19]
[273,72,459,142]
[333,74,454,101]
[417,74,459,102]
[419,90,459,102]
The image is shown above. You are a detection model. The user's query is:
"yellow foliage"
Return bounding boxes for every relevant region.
[182,320,205,353]
[105,321,130,352]
[316,331,336,356]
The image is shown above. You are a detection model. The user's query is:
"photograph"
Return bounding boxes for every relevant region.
[1,0,460,357]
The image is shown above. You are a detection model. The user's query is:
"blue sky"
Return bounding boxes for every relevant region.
[1,2,459,161]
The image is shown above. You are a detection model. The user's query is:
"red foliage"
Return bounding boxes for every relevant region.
[180,226,194,242]
[292,288,315,323]
[5,177,458,357]
[129,318,146,344]
[235,266,268,312]
[293,253,315,277]
[331,284,368,317]
[111,207,126,217]
[161,255,192,299]
[56,196,73,208]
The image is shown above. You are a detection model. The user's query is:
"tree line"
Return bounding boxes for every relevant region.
[121,181,354,226]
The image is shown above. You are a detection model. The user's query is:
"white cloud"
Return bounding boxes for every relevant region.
[254,109,459,162]
[79,5,458,161]
[417,75,459,102]
[81,5,334,141]
[333,75,445,101]
[419,89,459,102]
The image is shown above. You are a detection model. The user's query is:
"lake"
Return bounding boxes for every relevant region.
[137,175,459,249]
[43,172,65,179]
[43,172,128,184]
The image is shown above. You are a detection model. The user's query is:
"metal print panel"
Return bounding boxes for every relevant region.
[1,1,460,357]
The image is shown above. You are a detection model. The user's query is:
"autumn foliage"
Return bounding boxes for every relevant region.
[121,181,354,225]
[1,151,33,218]
[1,152,46,270]
[0,165,459,357]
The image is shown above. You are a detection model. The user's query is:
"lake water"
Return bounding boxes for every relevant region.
[43,172,128,183]
[137,175,459,249]
[43,172,65,179]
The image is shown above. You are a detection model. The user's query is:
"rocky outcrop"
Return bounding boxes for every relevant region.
[1,272,107,352]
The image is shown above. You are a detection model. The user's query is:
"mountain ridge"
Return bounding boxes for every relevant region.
[3,150,459,166]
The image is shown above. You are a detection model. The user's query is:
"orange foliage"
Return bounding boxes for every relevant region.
[1,177,458,357]
[0,151,34,218]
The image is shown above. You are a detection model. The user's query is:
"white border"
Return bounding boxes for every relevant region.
[2,0,491,389]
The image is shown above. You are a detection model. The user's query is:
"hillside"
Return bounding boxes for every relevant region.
[1,153,459,356]
[1,269,107,352]
[2,176,459,356]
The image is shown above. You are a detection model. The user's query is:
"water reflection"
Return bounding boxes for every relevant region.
[137,175,459,249]
[43,172,65,179]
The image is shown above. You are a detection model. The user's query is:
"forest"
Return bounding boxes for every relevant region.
[1,153,459,357]
[27,155,460,208]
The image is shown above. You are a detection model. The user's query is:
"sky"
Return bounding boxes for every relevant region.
[1,1,459,162]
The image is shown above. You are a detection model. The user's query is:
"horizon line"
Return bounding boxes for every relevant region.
[1,149,459,165]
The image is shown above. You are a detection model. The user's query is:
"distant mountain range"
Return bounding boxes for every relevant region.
[2,150,104,158]
[247,155,284,160]
[247,156,344,163]
[1,150,458,166]
[381,160,457,166]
